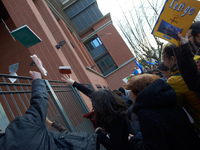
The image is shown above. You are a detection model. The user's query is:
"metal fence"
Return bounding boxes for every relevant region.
[0,73,94,133]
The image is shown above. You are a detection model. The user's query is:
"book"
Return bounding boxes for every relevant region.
[30,54,47,76]
[59,66,72,74]
[152,0,200,46]
[9,63,19,73]
[10,25,42,48]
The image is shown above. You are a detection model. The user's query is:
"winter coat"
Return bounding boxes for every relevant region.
[0,79,99,150]
[173,42,200,93]
[73,81,132,150]
[167,59,200,130]
[96,117,132,150]
[127,105,141,136]
[121,95,133,108]
[129,79,200,150]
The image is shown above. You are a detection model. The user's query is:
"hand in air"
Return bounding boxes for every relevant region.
[61,74,75,85]
[178,32,189,45]
[29,71,41,81]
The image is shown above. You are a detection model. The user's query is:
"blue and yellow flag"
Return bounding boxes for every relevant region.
[152,0,200,46]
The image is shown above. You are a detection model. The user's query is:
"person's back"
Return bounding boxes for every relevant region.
[0,71,99,150]
[126,74,200,150]
[136,99,200,150]
[92,90,131,150]
[0,73,57,150]
[100,116,131,150]
[167,67,200,131]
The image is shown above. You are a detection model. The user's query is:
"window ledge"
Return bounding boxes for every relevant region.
[85,66,104,78]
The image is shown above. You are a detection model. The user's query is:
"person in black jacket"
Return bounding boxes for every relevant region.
[172,22,200,93]
[62,74,132,150]
[112,89,133,108]
[173,32,200,93]
[126,74,200,150]
[0,71,99,150]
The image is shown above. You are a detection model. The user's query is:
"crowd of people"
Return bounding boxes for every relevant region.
[0,21,200,150]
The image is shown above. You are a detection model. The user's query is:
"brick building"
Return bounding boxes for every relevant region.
[0,0,137,110]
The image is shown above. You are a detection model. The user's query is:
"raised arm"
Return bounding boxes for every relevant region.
[46,117,67,132]
[23,71,49,125]
[173,33,200,93]
[61,74,94,98]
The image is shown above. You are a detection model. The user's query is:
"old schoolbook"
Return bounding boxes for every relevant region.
[10,25,42,48]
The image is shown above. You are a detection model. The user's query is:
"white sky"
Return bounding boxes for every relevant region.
[96,0,135,21]
[96,0,162,53]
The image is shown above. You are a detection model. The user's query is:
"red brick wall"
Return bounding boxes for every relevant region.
[2,0,71,81]
[1,0,135,112]
[97,23,134,66]
[105,60,137,90]
[91,16,134,66]
[58,19,101,73]
[93,17,111,30]
[0,18,35,76]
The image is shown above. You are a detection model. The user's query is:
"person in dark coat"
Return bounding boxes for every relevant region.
[126,74,200,150]
[173,32,200,93]
[112,89,133,108]
[0,71,99,150]
[62,74,132,150]
[158,62,171,81]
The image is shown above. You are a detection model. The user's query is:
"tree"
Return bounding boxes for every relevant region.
[115,0,200,67]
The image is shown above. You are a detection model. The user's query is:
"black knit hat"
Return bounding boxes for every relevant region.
[118,87,125,95]
[190,21,200,36]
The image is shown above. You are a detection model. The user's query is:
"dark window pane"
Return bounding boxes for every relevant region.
[100,61,108,72]
[104,56,115,68]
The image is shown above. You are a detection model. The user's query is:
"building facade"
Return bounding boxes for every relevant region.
[0,0,137,110]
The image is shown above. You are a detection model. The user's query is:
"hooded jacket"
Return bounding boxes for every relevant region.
[129,79,200,150]
[0,79,99,150]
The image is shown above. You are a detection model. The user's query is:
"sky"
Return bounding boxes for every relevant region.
[96,0,162,54]
[96,0,134,21]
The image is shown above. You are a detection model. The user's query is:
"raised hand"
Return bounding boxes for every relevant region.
[61,74,75,85]
[178,32,189,45]
[29,71,41,81]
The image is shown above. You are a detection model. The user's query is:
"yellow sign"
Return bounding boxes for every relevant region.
[152,0,200,46]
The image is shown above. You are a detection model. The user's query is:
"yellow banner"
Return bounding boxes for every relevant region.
[152,0,200,46]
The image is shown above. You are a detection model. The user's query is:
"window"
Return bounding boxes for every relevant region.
[64,1,103,31]
[96,84,102,90]
[85,37,102,52]
[0,103,10,133]
[96,54,117,75]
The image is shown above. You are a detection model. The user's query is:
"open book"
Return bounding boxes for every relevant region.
[152,0,200,46]
[10,25,42,48]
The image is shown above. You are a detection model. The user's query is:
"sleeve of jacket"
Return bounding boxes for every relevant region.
[96,126,123,150]
[23,79,49,125]
[73,81,94,98]
[96,118,129,150]
[51,122,68,132]
[173,42,200,93]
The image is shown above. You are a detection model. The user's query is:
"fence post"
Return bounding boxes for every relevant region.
[71,85,90,113]
[44,80,75,132]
